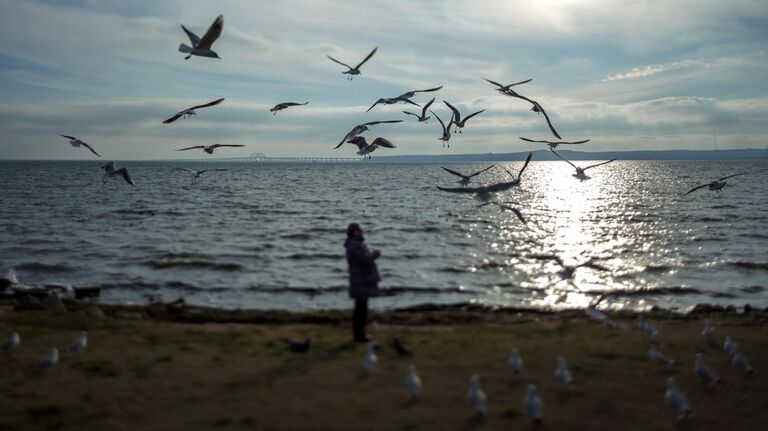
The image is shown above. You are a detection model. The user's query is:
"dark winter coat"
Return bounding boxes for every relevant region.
[344,236,380,299]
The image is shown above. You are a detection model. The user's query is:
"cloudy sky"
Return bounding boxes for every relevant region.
[1,0,767,159]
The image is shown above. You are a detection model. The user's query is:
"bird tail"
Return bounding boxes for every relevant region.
[178,43,194,53]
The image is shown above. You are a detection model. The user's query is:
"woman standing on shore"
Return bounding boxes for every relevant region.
[344,223,380,342]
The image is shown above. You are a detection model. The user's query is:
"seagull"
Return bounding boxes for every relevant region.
[440,165,495,186]
[482,77,532,94]
[701,320,715,337]
[405,364,422,399]
[334,120,403,149]
[555,357,573,386]
[585,307,617,329]
[519,136,590,150]
[431,110,452,147]
[1,332,20,351]
[342,136,396,159]
[363,341,377,375]
[476,201,527,224]
[178,15,223,60]
[648,344,675,365]
[665,377,691,417]
[396,86,443,100]
[282,338,311,353]
[392,338,413,357]
[32,348,59,371]
[636,317,658,337]
[694,353,720,385]
[443,101,485,134]
[175,167,227,183]
[466,374,486,415]
[730,346,754,374]
[524,384,543,423]
[403,97,435,122]
[681,172,748,196]
[162,98,225,124]
[551,149,617,181]
[101,161,135,186]
[724,336,737,357]
[59,135,101,157]
[508,348,523,373]
[327,47,377,80]
[366,96,420,113]
[529,254,609,279]
[175,144,245,155]
[503,89,562,139]
[437,152,533,202]
[270,102,308,115]
[65,331,87,353]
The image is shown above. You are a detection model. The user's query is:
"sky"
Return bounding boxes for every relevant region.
[1,0,767,159]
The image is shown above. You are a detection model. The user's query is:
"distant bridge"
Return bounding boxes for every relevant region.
[221,152,365,163]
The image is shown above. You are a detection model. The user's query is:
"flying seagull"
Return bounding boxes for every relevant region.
[519,136,590,150]
[529,254,609,279]
[366,96,420,113]
[477,201,526,223]
[443,101,485,134]
[550,149,617,181]
[681,172,748,196]
[403,97,435,122]
[483,77,532,94]
[178,15,223,60]
[437,152,532,201]
[270,102,308,115]
[431,110,452,147]
[334,120,403,149]
[327,47,377,80]
[175,167,227,183]
[503,89,562,139]
[396,86,443,100]
[101,161,135,186]
[162,98,225,124]
[175,144,245,155]
[440,164,495,186]
[59,135,101,157]
[343,136,396,159]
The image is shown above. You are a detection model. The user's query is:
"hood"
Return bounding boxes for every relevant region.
[344,236,364,247]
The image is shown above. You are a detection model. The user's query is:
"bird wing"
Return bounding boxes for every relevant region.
[175,167,196,173]
[366,99,384,112]
[413,85,443,93]
[421,97,435,116]
[349,137,368,150]
[440,166,468,179]
[80,142,101,157]
[529,254,565,266]
[403,98,421,107]
[116,168,135,186]
[326,55,352,70]
[583,158,617,171]
[443,100,461,122]
[180,24,200,46]
[198,169,227,174]
[189,97,225,111]
[354,46,378,69]
[482,77,505,88]
[520,137,589,145]
[431,110,447,133]
[519,137,548,144]
[59,134,77,140]
[468,164,495,178]
[334,128,356,149]
[718,172,747,181]
[162,112,184,124]
[515,152,534,181]
[508,78,533,87]
[681,183,712,196]
[211,144,245,148]
[436,185,480,194]
[462,109,486,122]
[101,161,116,173]
[483,180,520,193]
[402,111,420,118]
[493,203,526,223]
[175,146,205,151]
[582,260,610,271]
[371,137,395,148]
[363,120,404,126]
[550,149,577,169]
[537,103,562,140]
[198,15,223,49]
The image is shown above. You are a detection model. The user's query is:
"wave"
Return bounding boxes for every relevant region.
[14,262,77,273]
[729,261,768,271]
[643,265,672,273]
[143,259,244,271]
[285,253,341,260]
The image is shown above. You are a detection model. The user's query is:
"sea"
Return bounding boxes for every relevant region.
[1,158,767,312]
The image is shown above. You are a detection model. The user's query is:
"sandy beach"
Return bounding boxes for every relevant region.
[1,300,766,431]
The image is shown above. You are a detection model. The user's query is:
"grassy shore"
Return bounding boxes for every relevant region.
[1,302,766,431]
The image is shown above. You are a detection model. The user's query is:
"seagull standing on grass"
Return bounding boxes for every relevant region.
[648,345,675,365]
[443,101,485,134]
[327,47,377,80]
[730,345,754,374]
[636,317,658,337]
[555,357,573,386]
[508,348,523,373]
[551,149,617,181]
[694,353,720,385]
[665,377,691,417]
[405,365,422,399]
[270,102,308,115]
[162,98,225,124]
[524,384,543,423]
[59,135,101,157]
[65,331,87,353]
[363,341,377,375]
[178,15,223,60]
[1,332,20,351]
[681,172,748,196]
[466,375,486,415]
[101,161,135,186]
[724,336,737,356]
[702,320,715,337]
[585,306,616,329]
[32,349,59,371]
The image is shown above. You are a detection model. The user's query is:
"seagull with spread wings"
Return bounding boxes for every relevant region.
[326,47,377,80]
[504,89,562,139]
[443,101,485,134]
[101,161,135,186]
[440,165,495,186]
[483,77,532,94]
[341,136,396,159]
[334,120,403,149]
[162,98,225,124]
[59,135,101,157]
[366,96,420,113]
[519,136,590,150]
[175,144,245,155]
[431,110,452,147]
[396,86,443,100]
[477,201,527,224]
[270,102,309,115]
[178,15,223,60]
[529,254,610,279]
[550,149,616,181]
[403,97,435,122]
[681,172,748,196]
[436,152,532,202]
[175,167,227,183]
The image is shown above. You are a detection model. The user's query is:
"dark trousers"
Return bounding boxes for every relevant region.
[353,299,368,341]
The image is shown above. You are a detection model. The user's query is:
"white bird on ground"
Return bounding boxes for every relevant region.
[178,15,223,60]
[483,77,532,94]
[523,384,543,423]
[59,135,101,157]
[327,47,377,80]
[175,167,227,183]
[551,148,617,181]
[431,110,452,147]
[437,152,533,202]
[519,136,590,150]
[1,332,20,351]
[163,98,225,124]
[405,365,422,399]
[443,100,485,134]
[636,317,658,337]
[343,136,396,159]
[334,120,403,149]
[702,320,715,337]
[508,348,523,373]
[363,341,377,375]
[555,357,573,386]
[695,353,720,385]
[665,377,691,417]
[403,97,435,123]
[648,344,675,365]
[682,172,748,196]
[724,336,737,357]
[65,331,88,353]
[270,102,308,115]
[32,348,59,370]
[466,374,486,415]
[101,161,135,186]
[730,346,754,374]
[175,143,245,155]
[440,165,495,187]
